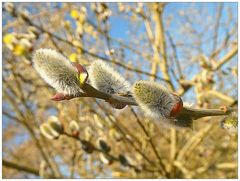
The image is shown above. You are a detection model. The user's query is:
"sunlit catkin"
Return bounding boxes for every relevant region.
[33,49,82,95]
[132,80,190,128]
[133,80,178,119]
[40,123,59,140]
[88,60,130,94]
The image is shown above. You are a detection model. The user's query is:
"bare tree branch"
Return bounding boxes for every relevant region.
[3,160,40,177]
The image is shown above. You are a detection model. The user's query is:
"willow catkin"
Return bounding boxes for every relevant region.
[88,60,130,94]
[89,60,131,109]
[133,80,176,119]
[39,123,59,139]
[133,80,192,128]
[33,49,82,95]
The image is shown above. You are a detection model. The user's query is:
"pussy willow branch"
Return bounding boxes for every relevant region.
[74,83,237,121]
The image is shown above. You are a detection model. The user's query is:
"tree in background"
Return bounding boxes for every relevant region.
[2,2,238,178]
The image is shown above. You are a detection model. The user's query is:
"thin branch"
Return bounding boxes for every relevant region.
[212,4,224,54]
[3,160,40,176]
[166,31,183,79]
[151,3,174,90]
[214,45,238,70]
[207,90,235,104]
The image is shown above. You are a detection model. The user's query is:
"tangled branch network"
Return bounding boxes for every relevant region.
[33,49,237,129]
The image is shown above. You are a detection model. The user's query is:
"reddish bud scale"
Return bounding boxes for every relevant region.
[72,62,88,85]
[51,93,65,101]
[51,93,74,101]
[72,62,86,74]
[170,94,183,118]
[82,140,94,154]
[72,131,79,138]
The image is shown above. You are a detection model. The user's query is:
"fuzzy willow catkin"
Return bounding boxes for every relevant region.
[133,80,192,128]
[89,60,131,109]
[33,49,82,95]
[133,80,177,119]
[88,60,131,94]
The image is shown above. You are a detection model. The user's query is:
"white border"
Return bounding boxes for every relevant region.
[1,0,239,180]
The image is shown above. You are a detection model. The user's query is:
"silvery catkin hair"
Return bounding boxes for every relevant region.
[133,80,193,128]
[33,49,82,95]
[133,80,176,119]
[88,60,131,94]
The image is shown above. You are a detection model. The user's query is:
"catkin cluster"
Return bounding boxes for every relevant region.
[33,49,191,128]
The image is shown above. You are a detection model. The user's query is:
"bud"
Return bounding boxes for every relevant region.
[70,9,79,19]
[69,53,78,63]
[133,80,183,120]
[81,140,94,153]
[47,116,63,135]
[69,120,80,137]
[19,38,32,49]
[28,26,39,37]
[105,49,115,56]
[4,2,14,14]
[3,33,17,45]
[40,123,59,139]
[13,45,26,56]
[19,10,30,21]
[33,49,83,95]
[97,139,111,153]
[51,93,69,101]
[99,153,113,165]
[119,154,128,166]
[71,62,88,85]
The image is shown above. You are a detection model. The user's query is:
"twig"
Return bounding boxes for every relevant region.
[214,45,238,70]
[166,31,183,79]
[3,160,41,177]
[211,4,224,54]
[207,90,235,104]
